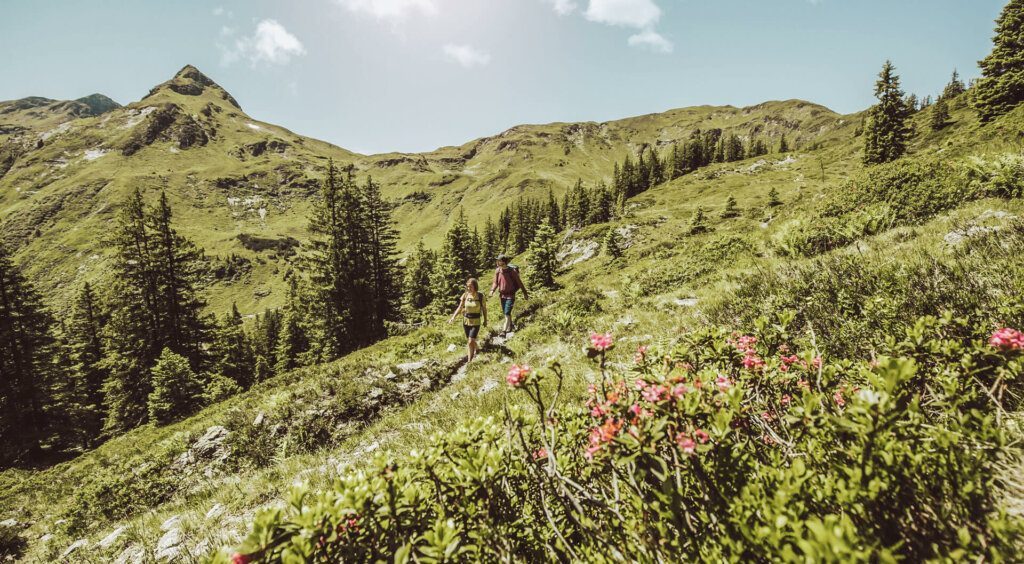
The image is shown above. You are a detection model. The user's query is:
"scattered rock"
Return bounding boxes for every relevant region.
[61,539,88,558]
[0,518,17,528]
[367,387,384,399]
[396,361,427,374]
[155,528,182,561]
[603,290,619,298]
[447,343,459,353]
[173,426,230,476]
[943,225,999,246]
[673,298,699,307]
[205,504,226,521]
[252,412,265,426]
[160,516,180,531]
[98,526,126,549]
[478,379,499,395]
[38,533,52,543]
[113,545,145,564]
[451,364,468,383]
[558,239,600,267]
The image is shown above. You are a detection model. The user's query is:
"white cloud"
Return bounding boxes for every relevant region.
[628,29,672,53]
[336,0,437,21]
[442,43,491,68]
[584,0,661,29]
[219,19,306,67]
[543,0,579,16]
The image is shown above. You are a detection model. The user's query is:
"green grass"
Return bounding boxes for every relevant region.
[1,76,1023,560]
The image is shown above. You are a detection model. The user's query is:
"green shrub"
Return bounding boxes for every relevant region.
[0,522,27,560]
[216,316,1022,562]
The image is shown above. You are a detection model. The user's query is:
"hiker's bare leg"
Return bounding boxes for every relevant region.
[468,338,477,361]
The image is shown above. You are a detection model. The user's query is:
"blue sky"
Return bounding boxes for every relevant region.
[0,0,1006,154]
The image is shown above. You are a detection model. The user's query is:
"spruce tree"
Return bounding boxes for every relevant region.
[863,61,913,165]
[602,227,623,259]
[974,0,1024,122]
[942,69,967,100]
[362,177,403,340]
[778,134,790,154]
[767,186,783,207]
[721,196,740,218]
[0,243,59,464]
[930,98,951,131]
[479,218,500,272]
[65,282,107,444]
[406,242,436,311]
[147,348,202,425]
[275,276,309,374]
[588,184,613,225]
[432,208,477,309]
[526,219,558,289]
[212,303,254,389]
[545,188,562,232]
[689,206,709,235]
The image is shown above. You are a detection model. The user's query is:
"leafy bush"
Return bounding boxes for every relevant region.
[60,459,179,535]
[964,154,1024,199]
[217,316,1022,562]
[717,222,1024,359]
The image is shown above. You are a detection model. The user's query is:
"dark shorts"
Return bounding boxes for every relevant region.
[463,324,480,339]
[501,296,515,316]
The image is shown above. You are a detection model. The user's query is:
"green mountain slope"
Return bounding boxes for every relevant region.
[0,65,854,315]
[1,73,1022,560]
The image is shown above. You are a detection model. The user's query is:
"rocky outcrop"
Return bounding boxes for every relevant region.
[121,103,210,156]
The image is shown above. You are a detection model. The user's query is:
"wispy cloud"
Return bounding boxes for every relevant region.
[628,29,672,53]
[584,0,661,28]
[335,0,437,22]
[219,19,307,67]
[443,43,491,68]
[543,0,579,16]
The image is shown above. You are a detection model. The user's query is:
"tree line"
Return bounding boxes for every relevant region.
[0,162,403,466]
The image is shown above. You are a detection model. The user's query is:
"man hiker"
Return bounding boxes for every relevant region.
[489,254,528,335]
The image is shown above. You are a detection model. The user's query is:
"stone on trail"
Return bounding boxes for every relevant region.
[205,504,226,521]
[155,528,182,561]
[113,545,146,564]
[62,539,88,557]
[447,343,458,353]
[0,518,17,528]
[673,298,698,307]
[451,364,468,383]
[478,379,498,395]
[396,361,426,374]
[98,525,127,549]
[160,515,180,531]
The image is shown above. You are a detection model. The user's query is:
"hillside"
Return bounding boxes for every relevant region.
[0,65,854,315]
[1,68,1023,561]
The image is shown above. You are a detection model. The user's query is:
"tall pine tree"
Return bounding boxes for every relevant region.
[361,176,403,341]
[65,282,107,445]
[0,243,58,465]
[974,0,1024,122]
[526,219,559,289]
[863,61,913,165]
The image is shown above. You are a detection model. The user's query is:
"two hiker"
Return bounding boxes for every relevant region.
[448,254,529,362]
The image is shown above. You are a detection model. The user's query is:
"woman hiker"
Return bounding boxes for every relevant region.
[489,254,529,335]
[448,277,488,362]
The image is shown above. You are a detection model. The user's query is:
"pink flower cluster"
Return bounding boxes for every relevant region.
[590,332,614,351]
[676,428,710,455]
[715,374,732,392]
[989,327,1024,351]
[729,334,764,371]
[780,354,822,373]
[634,345,648,364]
[585,418,623,459]
[506,364,531,387]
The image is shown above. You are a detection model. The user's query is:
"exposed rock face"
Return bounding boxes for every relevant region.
[173,426,231,476]
[121,103,210,156]
[143,64,242,110]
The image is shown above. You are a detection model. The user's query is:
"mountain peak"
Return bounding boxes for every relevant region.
[74,93,120,115]
[142,64,241,110]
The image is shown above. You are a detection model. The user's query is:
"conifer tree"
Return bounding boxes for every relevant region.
[863,61,913,165]
[930,98,951,131]
[275,276,309,374]
[689,206,709,235]
[602,227,623,259]
[974,0,1024,122]
[250,309,281,380]
[65,282,107,444]
[0,243,59,464]
[406,242,437,311]
[767,186,783,207]
[942,69,967,100]
[479,218,500,272]
[361,177,403,340]
[589,184,614,225]
[545,188,562,232]
[433,209,477,309]
[526,219,558,289]
[778,134,790,154]
[149,191,210,367]
[147,348,203,425]
[721,196,740,218]
[212,304,254,389]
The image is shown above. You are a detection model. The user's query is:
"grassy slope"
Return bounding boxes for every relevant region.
[0,65,852,317]
[2,94,1022,561]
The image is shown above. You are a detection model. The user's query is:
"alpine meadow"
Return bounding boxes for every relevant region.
[2,1,1024,562]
